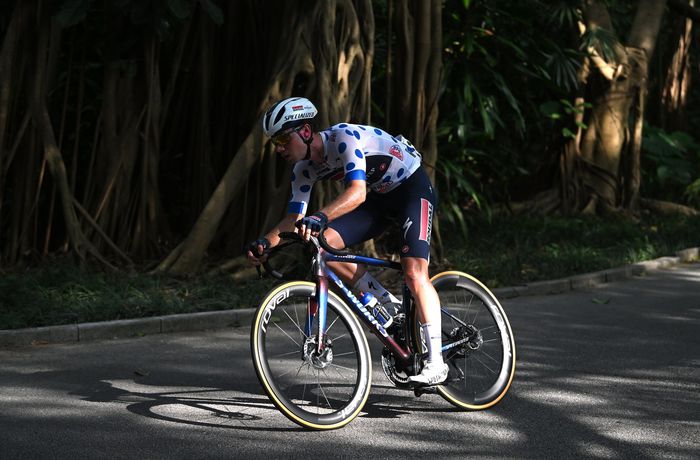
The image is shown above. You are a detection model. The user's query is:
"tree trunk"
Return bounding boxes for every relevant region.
[29,4,112,267]
[157,0,375,274]
[562,0,666,214]
[387,0,442,256]
[660,0,693,131]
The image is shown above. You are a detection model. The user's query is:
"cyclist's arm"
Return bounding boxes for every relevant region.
[264,213,302,247]
[316,179,366,221]
[247,213,301,266]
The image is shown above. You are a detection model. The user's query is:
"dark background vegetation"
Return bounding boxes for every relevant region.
[1,0,698,328]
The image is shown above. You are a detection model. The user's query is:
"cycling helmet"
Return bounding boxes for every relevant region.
[262,97,318,137]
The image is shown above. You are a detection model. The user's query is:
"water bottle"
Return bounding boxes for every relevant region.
[359,291,393,328]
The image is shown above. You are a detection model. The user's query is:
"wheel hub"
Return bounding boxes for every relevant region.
[303,336,334,369]
[449,324,484,353]
[465,325,483,350]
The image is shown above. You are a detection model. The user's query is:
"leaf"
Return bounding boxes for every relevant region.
[199,0,224,25]
[168,0,193,20]
[54,0,93,27]
[580,26,620,65]
[539,101,561,119]
[591,298,610,305]
[449,203,469,239]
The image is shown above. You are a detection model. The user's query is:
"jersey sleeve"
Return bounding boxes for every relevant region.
[336,126,367,184]
[287,161,317,215]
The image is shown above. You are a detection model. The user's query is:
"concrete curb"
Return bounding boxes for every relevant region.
[1,247,698,348]
[0,308,256,348]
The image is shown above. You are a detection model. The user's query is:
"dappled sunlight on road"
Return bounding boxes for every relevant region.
[1,265,698,457]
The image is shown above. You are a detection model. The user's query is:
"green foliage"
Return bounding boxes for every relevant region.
[538,99,591,139]
[435,0,585,236]
[641,124,700,205]
[53,0,223,33]
[4,213,699,330]
[0,261,270,330]
[441,213,700,288]
[579,24,620,65]
[685,179,700,208]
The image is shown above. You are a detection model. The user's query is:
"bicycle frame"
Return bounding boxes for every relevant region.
[307,249,415,364]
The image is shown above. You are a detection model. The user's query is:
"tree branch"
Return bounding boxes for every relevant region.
[667,0,700,22]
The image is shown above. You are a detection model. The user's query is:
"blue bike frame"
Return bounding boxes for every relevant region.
[306,250,414,364]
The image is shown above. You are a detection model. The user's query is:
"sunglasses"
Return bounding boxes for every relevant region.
[271,126,303,146]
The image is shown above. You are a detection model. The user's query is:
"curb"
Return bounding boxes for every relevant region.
[1,247,698,348]
[0,308,256,348]
[492,247,698,299]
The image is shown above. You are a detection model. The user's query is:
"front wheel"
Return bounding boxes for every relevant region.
[415,271,516,409]
[251,281,372,430]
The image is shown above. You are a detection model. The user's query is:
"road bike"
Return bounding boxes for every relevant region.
[250,230,516,430]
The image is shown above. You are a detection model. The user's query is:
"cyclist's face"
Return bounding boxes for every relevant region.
[273,125,309,163]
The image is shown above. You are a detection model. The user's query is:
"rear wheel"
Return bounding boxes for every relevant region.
[251,281,371,429]
[415,271,516,409]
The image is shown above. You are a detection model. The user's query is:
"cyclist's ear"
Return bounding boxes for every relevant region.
[298,123,312,140]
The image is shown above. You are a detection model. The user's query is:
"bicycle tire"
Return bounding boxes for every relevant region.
[414,271,516,409]
[251,281,372,429]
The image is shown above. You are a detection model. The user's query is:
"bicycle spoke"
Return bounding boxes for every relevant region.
[482,337,502,344]
[473,355,498,375]
[301,363,312,406]
[282,308,307,339]
[478,348,501,364]
[328,362,357,373]
[330,363,350,380]
[331,332,349,342]
[274,362,307,381]
[253,283,371,427]
[294,302,301,332]
[333,351,356,357]
[317,371,334,410]
[271,349,300,358]
[426,274,515,409]
[273,320,303,347]
[326,315,341,334]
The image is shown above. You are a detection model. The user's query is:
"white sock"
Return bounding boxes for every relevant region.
[354,271,401,304]
[421,323,444,365]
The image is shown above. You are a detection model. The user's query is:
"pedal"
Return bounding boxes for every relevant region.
[413,385,439,397]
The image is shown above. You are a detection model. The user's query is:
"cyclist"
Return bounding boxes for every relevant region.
[246,97,447,385]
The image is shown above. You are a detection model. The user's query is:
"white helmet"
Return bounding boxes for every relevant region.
[262,97,318,137]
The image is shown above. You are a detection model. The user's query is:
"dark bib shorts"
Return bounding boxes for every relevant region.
[328,167,437,261]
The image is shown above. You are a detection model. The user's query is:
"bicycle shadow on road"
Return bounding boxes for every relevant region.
[69,377,302,432]
[68,374,455,429]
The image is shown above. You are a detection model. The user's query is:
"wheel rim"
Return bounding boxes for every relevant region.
[252,283,370,428]
[428,272,515,409]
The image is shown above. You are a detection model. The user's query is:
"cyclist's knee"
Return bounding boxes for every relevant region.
[402,258,430,293]
[324,227,346,249]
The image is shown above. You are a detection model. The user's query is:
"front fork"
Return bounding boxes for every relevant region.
[305,253,329,355]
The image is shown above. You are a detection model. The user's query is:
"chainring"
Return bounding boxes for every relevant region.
[380,348,412,389]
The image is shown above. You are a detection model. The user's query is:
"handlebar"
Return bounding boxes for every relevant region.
[260,233,302,280]
[318,228,350,256]
[260,227,350,280]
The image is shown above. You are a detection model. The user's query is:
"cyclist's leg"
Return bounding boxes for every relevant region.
[323,227,363,283]
[402,257,440,325]
[389,168,446,383]
[391,167,439,327]
[325,199,386,285]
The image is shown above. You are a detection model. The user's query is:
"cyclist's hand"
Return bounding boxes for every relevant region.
[246,237,270,266]
[295,212,328,241]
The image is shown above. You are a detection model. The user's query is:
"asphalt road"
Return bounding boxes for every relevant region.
[1,264,699,459]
